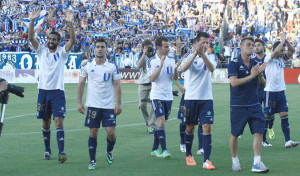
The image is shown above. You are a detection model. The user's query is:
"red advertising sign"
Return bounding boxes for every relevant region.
[284,69,300,84]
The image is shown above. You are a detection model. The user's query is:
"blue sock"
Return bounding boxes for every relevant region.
[269,116,275,129]
[179,122,186,144]
[88,136,97,162]
[157,127,167,151]
[184,130,194,156]
[198,125,203,149]
[281,117,290,142]
[203,134,212,162]
[42,127,51,153]
[263,119,270,142]
[107,138,116,153]
[152,128,159,151]
[56,128,64,154]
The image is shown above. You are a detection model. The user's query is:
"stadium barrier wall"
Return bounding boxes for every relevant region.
[0,69,299,84]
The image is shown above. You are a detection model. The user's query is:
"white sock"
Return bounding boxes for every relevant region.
[232,157,239,163]
[254,155,261,164]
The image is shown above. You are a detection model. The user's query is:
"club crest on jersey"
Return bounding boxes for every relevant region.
[104,71,111,81]
[167,65,173,74]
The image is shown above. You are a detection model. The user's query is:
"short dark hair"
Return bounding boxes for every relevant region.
[95,37,107,47]
[196,31,210,40]
[49,31,61,42]
[272,41,285,51]
[254,38,265,46]
[240,37,254,46]
[155,36,169,47]
[142,39,153,48]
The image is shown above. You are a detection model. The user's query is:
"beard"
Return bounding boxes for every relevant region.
[48,43,58,50]
[255,50,263,54]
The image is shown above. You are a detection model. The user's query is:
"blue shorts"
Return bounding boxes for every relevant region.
[37,89,66,119]
[230,104,265,137]
[151,100,172,120]
[184,100,214,125]
[84,107,116,128]
[177,94,185,121]
[264,91,288,115]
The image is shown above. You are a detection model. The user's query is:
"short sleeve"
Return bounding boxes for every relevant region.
[80,62,88,77]
[62,46,69,61]
[147,58,156,77]
[208,54,218,69]
[228,61,238,78]
[264,53,272,63]
[112,62,121,80]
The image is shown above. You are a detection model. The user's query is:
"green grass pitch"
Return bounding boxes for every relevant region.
[0,83,299,176]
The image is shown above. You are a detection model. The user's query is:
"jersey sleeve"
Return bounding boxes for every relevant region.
[62,46,69,61]
[228,60,239,78]
[36,44,44,60]
[264,53,272,63]
[80,62,88,78]
[208,53,218,69]
[112,62,121,80]
[147,58,156,77]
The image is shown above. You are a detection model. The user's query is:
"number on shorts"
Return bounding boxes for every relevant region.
[88,110,97,119]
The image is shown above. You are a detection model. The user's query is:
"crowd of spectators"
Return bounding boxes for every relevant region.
[0,0,299,68]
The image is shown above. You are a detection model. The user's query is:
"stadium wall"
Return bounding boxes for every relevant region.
[1,69,299,84]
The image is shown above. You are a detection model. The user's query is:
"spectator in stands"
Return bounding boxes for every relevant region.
[292,53,300,69]
[73,40,81,53]
[224,42,231,63]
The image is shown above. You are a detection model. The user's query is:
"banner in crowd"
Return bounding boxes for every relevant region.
[0,52,82,69]
[284,69,300,84]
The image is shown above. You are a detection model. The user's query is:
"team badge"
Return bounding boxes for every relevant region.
[104,71,111,81]
[167,65,173,74]
[207,111,212,116]
[110,114,115,119]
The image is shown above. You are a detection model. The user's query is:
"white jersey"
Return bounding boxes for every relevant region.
[37,44,68,90]
[264,53,290,91]
[80,59,121,109]
[148,54,175,100]
[179,52,193,89]
[181,52,217,100]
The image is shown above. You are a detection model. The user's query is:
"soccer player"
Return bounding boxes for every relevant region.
[228,37,269,173]
[264,32,299,148]
[176,39,204,156]
[28,10,75,163]
[180,32,217,169]
[137,39,156,134]
[253,39,275,147]
[77,38,122,170]
[148,36,179,159]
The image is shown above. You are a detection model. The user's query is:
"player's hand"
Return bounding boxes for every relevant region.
[280,32,286,43]
[143,47,148,55]
[64,10,74,23]
[175,60,181,69]
[30,10,41,20]
[160,55,166,67]
[77,103,85,114]
[197,42,205,56]
[0,80,8,92]
[250,63,260,78]
[258,62,267,75]
[114,104,122,115]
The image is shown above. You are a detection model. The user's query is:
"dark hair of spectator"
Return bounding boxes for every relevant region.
[254,38,265,46]
[272,41,285,51]
[95,38,107,47]
[155,36,169,47]
[240,37,254,46]
[142,40,153,48]
[49,31,61,42]
[197,32,210,39]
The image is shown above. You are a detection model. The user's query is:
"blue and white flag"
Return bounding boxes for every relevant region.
[21,10,47,30]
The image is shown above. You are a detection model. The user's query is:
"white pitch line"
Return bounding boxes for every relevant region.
[4,100,139,120]
[1,118,178,136]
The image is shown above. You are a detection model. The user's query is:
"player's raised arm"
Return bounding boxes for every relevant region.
[271,33,286,59]
[28,10,41,50]
[64,11,75,52]
[285,38,295,58]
